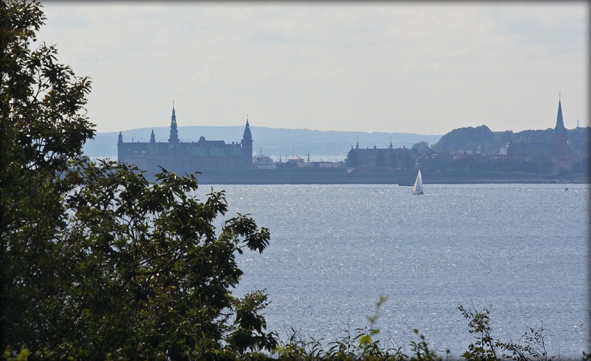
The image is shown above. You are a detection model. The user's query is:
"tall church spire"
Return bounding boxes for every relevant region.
[554,98,566,133]
[241,114,253,167]
[168,103,179,143]
[552,96,568,158]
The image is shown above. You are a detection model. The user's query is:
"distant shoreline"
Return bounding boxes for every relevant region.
[135,168,589,185]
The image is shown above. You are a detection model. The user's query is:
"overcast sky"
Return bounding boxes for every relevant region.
[37,2,588,135]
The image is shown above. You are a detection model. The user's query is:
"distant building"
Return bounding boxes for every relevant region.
[346,140,415,170]
[117,106,253,174]
[287,156,305,164]
[253,151,276,169]
[507,98,569,159]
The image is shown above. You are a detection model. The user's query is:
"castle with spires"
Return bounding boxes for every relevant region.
[506,98,570,159]
[117,105,253,175]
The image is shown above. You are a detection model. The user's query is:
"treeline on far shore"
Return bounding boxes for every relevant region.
[170,155,590,185]
[341,146,589,183]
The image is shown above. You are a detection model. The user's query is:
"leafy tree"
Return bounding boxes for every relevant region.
[490,130,514,154]
[570,154,590,175]
[1,0,94,351]
[527,150,555,174]
[567,127,591,155]
[1,1,275,358]
[411,141,431,155]
[513,129,553,144]
[459,306,501,361]
[52,160,274,359]
[345,148,360,168]
[431,125,494,154]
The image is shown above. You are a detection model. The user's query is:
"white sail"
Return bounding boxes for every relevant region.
[412,169,423,195]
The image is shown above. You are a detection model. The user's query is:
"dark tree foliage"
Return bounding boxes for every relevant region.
[1,0,94,352]
[494,130,514,146]
[431,125,495,154]
[570,154,590,175]
[1,1,275,358]
[567,127,591,155]
[527,150,555,174]
[506,127,589,155]
[512,129,553,144]
[51,160,274,359]
[345,148,360,168]
[411,141,430,155]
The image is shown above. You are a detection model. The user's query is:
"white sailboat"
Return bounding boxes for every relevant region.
[412,169,424,195]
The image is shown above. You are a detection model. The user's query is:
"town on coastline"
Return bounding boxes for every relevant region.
[117,99,590,185]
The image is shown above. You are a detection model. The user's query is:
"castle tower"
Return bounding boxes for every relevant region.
[117,131,124,162]
[241,116,253,167]
[148,129,158,157]
[168,104,179,143]
[553,97,568,158]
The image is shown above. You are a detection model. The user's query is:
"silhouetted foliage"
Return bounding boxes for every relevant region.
[431,126,494,154]
[345,148,360,168]
[1,0,94,351]
[570,154,590,175]
[1,1,275,358]
[411,141,431,155]
[504,127,590,156]
[567,127,591,155]
[422,124,589,157]
[527,150,555,174]
[512,129,553,144]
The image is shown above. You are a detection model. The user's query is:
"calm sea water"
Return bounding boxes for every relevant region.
[198,183,589,358]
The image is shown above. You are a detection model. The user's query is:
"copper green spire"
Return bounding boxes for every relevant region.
[554,98,566,134]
